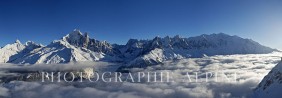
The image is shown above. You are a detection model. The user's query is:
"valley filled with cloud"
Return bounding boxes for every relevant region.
[1,52,281,98]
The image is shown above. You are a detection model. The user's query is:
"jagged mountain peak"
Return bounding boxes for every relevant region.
[61,30,90,48]
[127,39,139,44]
[24,41,43,50]
[15,39,21,44]
[72,29,82,34]
[84,32,89,38]
[2,40,25,50]
[173,35,181,39]
[152,35,182,40]
[63,29,84,41]
[73,28,80,31]
[25,41,39,46]
[24,41,45,47]
[0,40,26,63]
[60,30,115,55]
[70,29,82,36]
[191,33,232,39]
[62,29,91,44]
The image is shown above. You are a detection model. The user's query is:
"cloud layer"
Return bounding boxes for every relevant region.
[1,52,282,98]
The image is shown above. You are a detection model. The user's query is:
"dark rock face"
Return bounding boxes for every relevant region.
[62,29,114,54]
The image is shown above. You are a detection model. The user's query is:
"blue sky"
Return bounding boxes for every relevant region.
[0,0,282,49]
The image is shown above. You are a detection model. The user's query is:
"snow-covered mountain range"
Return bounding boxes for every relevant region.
[120,33,277,67]
[0,40,43,63]
[0,29,278,68]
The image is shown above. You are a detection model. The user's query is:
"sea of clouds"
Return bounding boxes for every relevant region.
[1,52,282,98]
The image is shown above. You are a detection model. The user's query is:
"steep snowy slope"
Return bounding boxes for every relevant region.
[0,40,25,63]
[255,58,282,98]
[0,40,42,63]
[7,30,122,64]
[10,40,108,64]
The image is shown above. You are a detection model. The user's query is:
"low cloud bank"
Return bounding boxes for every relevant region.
[1,52,282,98]
[0,61,116,71]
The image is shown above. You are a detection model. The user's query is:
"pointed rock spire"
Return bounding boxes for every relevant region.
[15,39,21,44]
[71,29,83,36]
[73,28,80,32]
[174,35,181,39]
[83,32,90,48]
